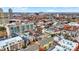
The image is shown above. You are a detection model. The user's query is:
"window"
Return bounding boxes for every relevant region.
[57,49,59,51]
[10,45,14,51]
[69,43,72,45]
[67,42,69,44]
[9,43,12,45]
[64,49,66,51]
[21,25,25,32]
[11,27,17,33]
[10,27,14,32]
[7,47,9,51]
[26,25,29,30]
[30,24,33,29]
[16,26,20,33]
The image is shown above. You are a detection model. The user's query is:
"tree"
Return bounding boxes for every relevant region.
[0,27,6,31]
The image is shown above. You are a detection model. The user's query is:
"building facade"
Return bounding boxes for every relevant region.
[0,36,24,51]
[5,21,35,38]
[0,8,4,25]
[8,8,13,19]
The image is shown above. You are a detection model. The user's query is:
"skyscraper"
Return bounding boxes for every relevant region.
[0,8,4,25]
[0,8,3,18]
[8,8,13,19]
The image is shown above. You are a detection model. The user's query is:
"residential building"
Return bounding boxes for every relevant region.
[0,36,24,51]
[57,38,78,50]
[52,45,69,51]
[5,21,35,38]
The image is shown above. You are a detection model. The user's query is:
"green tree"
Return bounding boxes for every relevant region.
[0,27,6,31]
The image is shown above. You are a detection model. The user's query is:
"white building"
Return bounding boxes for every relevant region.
[52,45,69,51]
[0,36,24,51]
[58,39,78,50]
[68,22,79,27]
[53,35,79,51]
[5,21,35,38]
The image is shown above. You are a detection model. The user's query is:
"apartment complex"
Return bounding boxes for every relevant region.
[5,20,35,38]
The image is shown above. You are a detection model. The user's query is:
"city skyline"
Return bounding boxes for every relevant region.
[1,7,79,13]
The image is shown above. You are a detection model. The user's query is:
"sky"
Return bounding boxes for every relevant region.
[1,7,79,13]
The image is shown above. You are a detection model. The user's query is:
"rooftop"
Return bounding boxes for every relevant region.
[0,36,22,47]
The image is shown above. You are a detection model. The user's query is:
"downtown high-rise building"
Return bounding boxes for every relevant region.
[8,8,13,19]
[0,8,4,25]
